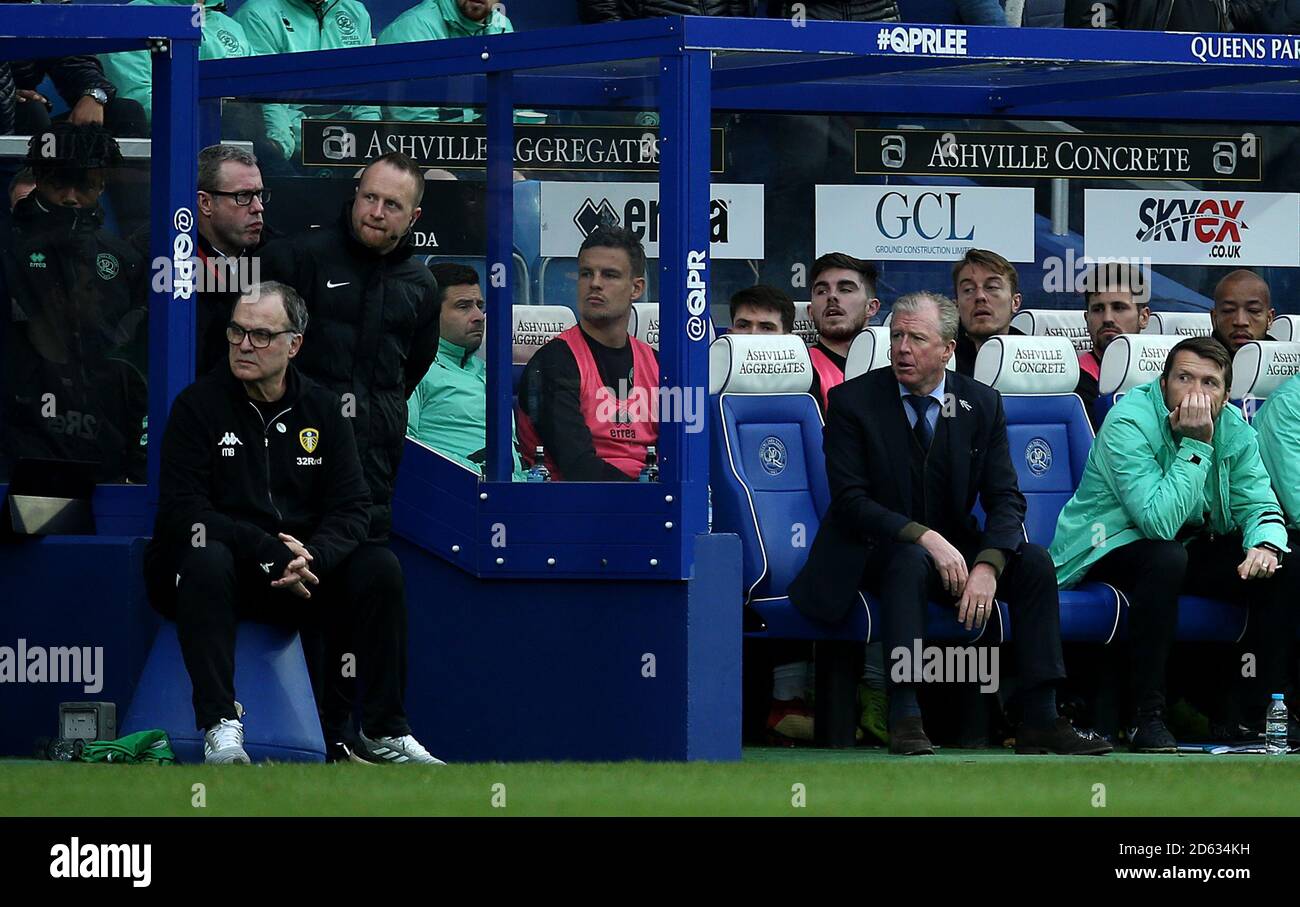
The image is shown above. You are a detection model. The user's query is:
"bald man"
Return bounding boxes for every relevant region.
[1212,269,1277,357]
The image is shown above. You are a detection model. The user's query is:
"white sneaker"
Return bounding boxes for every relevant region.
[355,731,446,765]
[204,717,251,765]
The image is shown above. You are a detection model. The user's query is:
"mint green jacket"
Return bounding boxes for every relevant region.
[1050,379,1289,589]
[235,0,379,158]
[406,336,526,480]
[378,0,513,124]
[99,0,251,124]
[1253,373,1300,529]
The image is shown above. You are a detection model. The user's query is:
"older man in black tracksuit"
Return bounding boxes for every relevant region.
[143,281,442,765]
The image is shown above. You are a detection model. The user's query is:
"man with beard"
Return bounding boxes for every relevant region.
[256,151,439,763]
[952,248,1025,377]
[0,123,147,483]
[406,263,526,479]
[807,252,880,413]
[517,225,659,481]
[1076,261,1151,430]
[1210,269,1279,359]
[195,145,274,375]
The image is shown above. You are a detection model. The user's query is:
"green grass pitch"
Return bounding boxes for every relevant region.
[3,748,1298,816]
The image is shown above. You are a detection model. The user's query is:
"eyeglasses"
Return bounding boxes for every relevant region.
[226,323,296,349]
[207,188,270,207]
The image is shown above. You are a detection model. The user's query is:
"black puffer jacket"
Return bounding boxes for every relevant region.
[770,0,901,20]
[257,208,439,540]
[1234,0,1300,30]
[580,0,752,21]
[11,56,116,105]
[0,63,14,135]
[1,194,148,483]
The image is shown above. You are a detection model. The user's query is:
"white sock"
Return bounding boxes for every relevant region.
[772,661,808,701]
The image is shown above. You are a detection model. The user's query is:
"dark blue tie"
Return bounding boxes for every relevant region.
[905,394,935,452]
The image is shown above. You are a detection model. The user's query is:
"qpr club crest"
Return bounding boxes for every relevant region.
[1025,437,1052,478]
[759,436,787,477]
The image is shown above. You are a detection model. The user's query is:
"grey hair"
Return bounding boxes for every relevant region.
[236,281,309,335]
[891,291,959,344]
[198,144,259,193]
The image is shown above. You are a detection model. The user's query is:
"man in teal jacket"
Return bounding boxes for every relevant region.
[1255,373,1300,529]
[1050,336,1297,752]
[406,263,526,479]
[377,0,541,125]
[235,0,380,160]
[100,0,251,125]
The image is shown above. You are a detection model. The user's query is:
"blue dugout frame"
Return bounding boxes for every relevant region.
[197,17,1300,582]
[0,5,200,534]
[12,14,1299,572]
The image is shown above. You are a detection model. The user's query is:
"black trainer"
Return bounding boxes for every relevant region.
[1130,712,1178,753]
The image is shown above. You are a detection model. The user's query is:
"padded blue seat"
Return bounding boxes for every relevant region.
[121,621,325,763]
[709,334,994,644]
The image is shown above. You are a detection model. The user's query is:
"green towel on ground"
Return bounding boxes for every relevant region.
[80,730,176,765]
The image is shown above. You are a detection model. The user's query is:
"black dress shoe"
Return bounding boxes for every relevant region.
[1015,717,1113,755]
[1130,712,1178,753]
[889,716,935,755]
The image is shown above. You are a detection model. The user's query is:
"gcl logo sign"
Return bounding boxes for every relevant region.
[685,250,707,342]
[1137,197,1247,259]
[875,190,974,241]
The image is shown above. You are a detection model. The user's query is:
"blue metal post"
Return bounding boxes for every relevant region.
[148,35,200,502]
[485,68,515,483]
[657,49,713,565]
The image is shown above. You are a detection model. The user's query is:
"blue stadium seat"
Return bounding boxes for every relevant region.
[710,333,998,647]
[121,621,325,763]
[974,335,1121,643]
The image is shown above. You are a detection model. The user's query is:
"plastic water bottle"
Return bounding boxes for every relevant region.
[1266,693,1288,755]
[526,446,550,483]
[638,445,659,483]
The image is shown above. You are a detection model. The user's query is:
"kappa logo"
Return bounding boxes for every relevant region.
[280,14,294,32]
[1136,197,1248,259]
[299,428,320,453]
[260,562,274,573]
[28,251,46,269]
[218,432,242,456]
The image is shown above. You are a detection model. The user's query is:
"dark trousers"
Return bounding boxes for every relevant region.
[146,540,410,739]
[866,541,1066,696]
[1085,532,1300,716]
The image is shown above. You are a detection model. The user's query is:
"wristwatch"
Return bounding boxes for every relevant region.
[84,88,109,105]
[1259,542,1285,565]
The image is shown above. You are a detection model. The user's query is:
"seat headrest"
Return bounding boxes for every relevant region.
[1098,334,1179,395]
[1143,311,1211,338]
[512,305,576,366]
[845,326,892,380]
[1231,341,1300,400]
[974,336,1080,393]
[630,302,659,349]
[709,334,814,395]
[1011,309,1090,354]
[792,302,818,347]
[1272,314,1297,343]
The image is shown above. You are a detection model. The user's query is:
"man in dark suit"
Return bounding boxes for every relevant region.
[790,291,1111,757]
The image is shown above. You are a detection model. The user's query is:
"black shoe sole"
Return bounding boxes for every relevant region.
[890,744,936,755]
[1130,744,1179,753]
[1015,744,1113,755]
